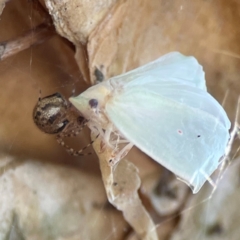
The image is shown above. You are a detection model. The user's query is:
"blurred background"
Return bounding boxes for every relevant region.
[0,0,240,239]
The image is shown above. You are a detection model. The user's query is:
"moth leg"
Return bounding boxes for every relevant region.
[104,123,114,145]
[97,123,115,152]
[88,122,104,138]
[111,139,130,145]
[88,126,106,153]
[108,142,134,166]
[112,134,131,152]
[111,133,120,152]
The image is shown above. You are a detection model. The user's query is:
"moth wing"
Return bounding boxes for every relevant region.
[106,82,230,193]
[111,52,207,90]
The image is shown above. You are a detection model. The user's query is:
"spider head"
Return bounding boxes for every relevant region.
[33,92,70,134]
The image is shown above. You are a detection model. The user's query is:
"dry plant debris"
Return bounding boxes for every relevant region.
[92,135,158,240]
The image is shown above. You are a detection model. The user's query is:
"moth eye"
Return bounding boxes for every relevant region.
[89,99,98,108]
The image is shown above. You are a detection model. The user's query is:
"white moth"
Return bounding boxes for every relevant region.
[69,52,231,194]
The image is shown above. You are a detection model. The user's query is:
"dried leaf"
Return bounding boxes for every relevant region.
[92,136,158,240]
[44,0,117,44]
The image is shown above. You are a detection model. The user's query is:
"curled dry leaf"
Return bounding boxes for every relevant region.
[44,0,118,83]
[92,135,158,240]
[44,0,117,45]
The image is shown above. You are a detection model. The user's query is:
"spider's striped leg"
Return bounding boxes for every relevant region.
[56,122,99,156]
[61,119,88,138]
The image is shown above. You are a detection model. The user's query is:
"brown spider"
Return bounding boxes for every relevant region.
[33,92,94,156]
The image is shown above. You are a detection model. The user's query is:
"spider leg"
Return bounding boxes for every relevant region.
[56,132,98,156]
[56,121,99,156]
[62,120,87,138]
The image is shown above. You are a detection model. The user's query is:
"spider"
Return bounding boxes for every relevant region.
[33,92,94,156]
